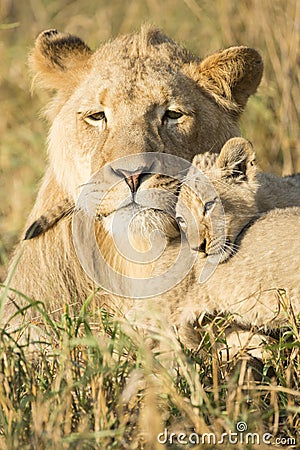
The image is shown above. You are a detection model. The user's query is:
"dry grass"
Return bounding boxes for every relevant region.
[0,0,299,448]
[0,302,299,449]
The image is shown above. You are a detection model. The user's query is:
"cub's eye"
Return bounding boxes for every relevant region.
[204,200,215,215]
[163,110,183,122]
[176,216,187,232]
[84,111,106,126]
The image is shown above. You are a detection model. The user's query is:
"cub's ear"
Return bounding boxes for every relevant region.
[187,46,263,112]
[30,29,92,90]
[191,152,218,174]
[217,137,257,181]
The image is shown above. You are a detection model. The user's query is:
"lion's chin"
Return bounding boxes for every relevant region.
[103,204,179,242]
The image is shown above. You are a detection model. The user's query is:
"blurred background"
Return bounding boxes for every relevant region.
[0,0,299,279]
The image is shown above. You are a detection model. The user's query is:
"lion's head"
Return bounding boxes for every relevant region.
[176,137,259,262]
[30,27,263,243]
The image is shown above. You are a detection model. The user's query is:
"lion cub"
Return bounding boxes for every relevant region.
[174,137,300,330]
[177,137,259,263]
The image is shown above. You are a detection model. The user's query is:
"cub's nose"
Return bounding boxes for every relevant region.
[112,166,152,193]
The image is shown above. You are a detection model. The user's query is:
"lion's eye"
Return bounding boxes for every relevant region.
[163,110,183,122]
[204,200,215,215]
[84,111,106,126]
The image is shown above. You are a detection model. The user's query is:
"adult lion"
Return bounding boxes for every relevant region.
[3,27,264,327]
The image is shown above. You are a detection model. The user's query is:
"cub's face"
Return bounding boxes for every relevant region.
[31,28,263,240]
[176,138,259,262]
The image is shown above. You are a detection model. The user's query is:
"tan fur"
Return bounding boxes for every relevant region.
[179,137,300,261]
[179,138,259,262]
[171,139,300,333]
[126,139,300,358]
[256,171,300,211]
[169,207,300,337]
[3,27,264,331]
[24,199,74,239]
[126,140,300,356]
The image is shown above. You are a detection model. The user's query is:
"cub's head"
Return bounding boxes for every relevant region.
[176,137,259,262]
[30,27,263,241]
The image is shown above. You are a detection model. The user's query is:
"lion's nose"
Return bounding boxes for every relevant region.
[112,168,146,193]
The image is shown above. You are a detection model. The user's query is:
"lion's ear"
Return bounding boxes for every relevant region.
[217,137,257,181]
[190,46,263,112]
[30,29,92,90]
